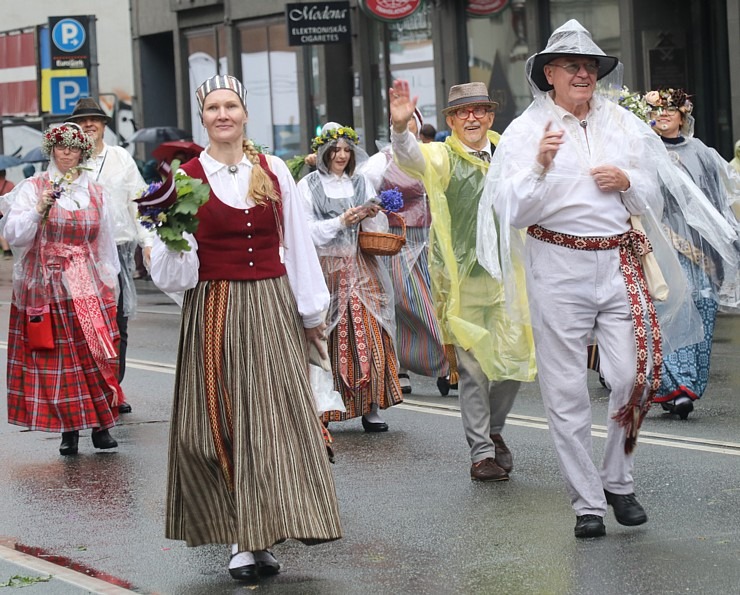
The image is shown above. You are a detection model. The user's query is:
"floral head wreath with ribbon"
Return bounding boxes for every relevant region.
[311,125,360,153]
[41,122,94,161]
[643,88,693,115]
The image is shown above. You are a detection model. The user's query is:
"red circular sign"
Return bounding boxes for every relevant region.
[466,0,509,17]
[360,0,422,22]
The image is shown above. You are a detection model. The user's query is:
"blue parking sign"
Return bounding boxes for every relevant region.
[52,18,86,53]
[50,76,89,114]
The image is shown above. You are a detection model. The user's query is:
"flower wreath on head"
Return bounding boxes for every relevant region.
[311,126,360,153]
[41,123,94,161]
[643,88,693,115]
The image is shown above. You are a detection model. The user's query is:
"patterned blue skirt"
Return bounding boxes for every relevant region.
[655,254,718,402]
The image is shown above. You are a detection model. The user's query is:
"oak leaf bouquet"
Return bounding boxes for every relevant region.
[135,160,210,252]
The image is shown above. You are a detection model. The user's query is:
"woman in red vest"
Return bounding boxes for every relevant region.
[296,123,404,433]
[149,75,341,582]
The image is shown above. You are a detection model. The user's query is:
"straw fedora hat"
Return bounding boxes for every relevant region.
[67,97,111,124]
[442,82,498,115]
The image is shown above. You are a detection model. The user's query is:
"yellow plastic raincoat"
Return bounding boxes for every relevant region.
[397,130,536,382]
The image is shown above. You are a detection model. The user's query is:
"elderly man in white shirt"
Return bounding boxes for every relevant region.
[68,98,152,414]
[67,97,154,413]
[479,20,704,539]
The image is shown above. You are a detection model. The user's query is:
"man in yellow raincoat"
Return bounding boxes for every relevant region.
[390,80,536,482]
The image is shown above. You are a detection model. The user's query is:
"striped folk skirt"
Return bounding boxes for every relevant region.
[165,277,342,551]
[383,226,448,377]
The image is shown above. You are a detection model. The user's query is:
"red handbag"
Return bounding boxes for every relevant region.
[27,306,54,350]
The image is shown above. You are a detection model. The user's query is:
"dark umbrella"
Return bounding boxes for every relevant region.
[152,140,203,164]
[21,147,49,164]
[0,155,23,169]
[127,127,192,144]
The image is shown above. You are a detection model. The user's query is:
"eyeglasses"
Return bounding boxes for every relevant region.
[453,106,492,120]
[649,106,679,115]
[548,62,599,75]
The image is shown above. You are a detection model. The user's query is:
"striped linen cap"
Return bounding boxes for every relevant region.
[195,74,248,116]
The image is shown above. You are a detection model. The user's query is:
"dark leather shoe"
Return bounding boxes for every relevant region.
[673,396,694,420]
[118,402,132,414]
[436,376,450,396]
[91,429,118,450]
[229,563,258,582]
[361,416,388,433]
[398,373,412,394]
[574,515,606,538]
[490,433,513,473]
[604,490,647,526]
[254,550,280,576]
[470,457,509,482]
[59,431,79,456]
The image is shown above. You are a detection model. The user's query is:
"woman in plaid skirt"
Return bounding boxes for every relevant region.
[1,123,123,456]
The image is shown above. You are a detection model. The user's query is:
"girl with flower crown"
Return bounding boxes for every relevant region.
[0,122,123,455]
[297,122,404,433]
[644,88,740,419]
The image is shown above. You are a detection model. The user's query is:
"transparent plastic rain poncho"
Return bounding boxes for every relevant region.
[476,19,721,353]
[656,135,740,310]
[0,157,120,314]
[393,130,536,382]
[296,125,395,342]
[363,139,431,297]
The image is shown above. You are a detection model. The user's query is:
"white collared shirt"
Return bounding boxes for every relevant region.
[150,148,330,327]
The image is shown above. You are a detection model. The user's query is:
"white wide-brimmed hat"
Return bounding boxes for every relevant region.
[528,19,619,92]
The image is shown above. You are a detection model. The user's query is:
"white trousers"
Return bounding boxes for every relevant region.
[526,238,638,516]
[456,347,520,464]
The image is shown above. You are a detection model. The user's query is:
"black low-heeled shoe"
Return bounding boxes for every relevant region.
[254,550,281,576]
[91,429,118,450]
[229,554,258,581]
[59,431,79,456]
[361,416,388,433]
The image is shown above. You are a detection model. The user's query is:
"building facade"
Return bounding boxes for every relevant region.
[129,0,739,159]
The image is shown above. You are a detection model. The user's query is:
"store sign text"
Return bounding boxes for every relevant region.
[360,0,422,22]
[466,0,509,17]
[286,2,352,46]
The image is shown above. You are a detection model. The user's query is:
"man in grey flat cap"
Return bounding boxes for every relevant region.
[478,20,703,538]
[390,80,537,483]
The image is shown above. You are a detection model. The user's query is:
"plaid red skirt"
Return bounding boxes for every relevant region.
[7,299,121,432]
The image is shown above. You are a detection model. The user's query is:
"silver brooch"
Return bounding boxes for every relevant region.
[228,165,238,174]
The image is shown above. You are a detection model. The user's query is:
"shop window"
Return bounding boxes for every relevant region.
[549,0,621,60]
[239,22,302,159]
[466,1,530,132]
[389,5,437,130]
[187,26,227,146]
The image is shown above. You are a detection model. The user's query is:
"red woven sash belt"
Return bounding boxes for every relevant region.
[527,225,663,453]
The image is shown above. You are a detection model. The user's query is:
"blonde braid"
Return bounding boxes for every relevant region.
[243,139,280,205]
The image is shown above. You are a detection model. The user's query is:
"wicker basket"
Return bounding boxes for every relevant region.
[358,211,406,256]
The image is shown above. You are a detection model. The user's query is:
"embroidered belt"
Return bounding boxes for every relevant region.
[527,225,663,453]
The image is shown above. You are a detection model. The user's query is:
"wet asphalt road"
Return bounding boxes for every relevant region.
[0,263,738,594]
